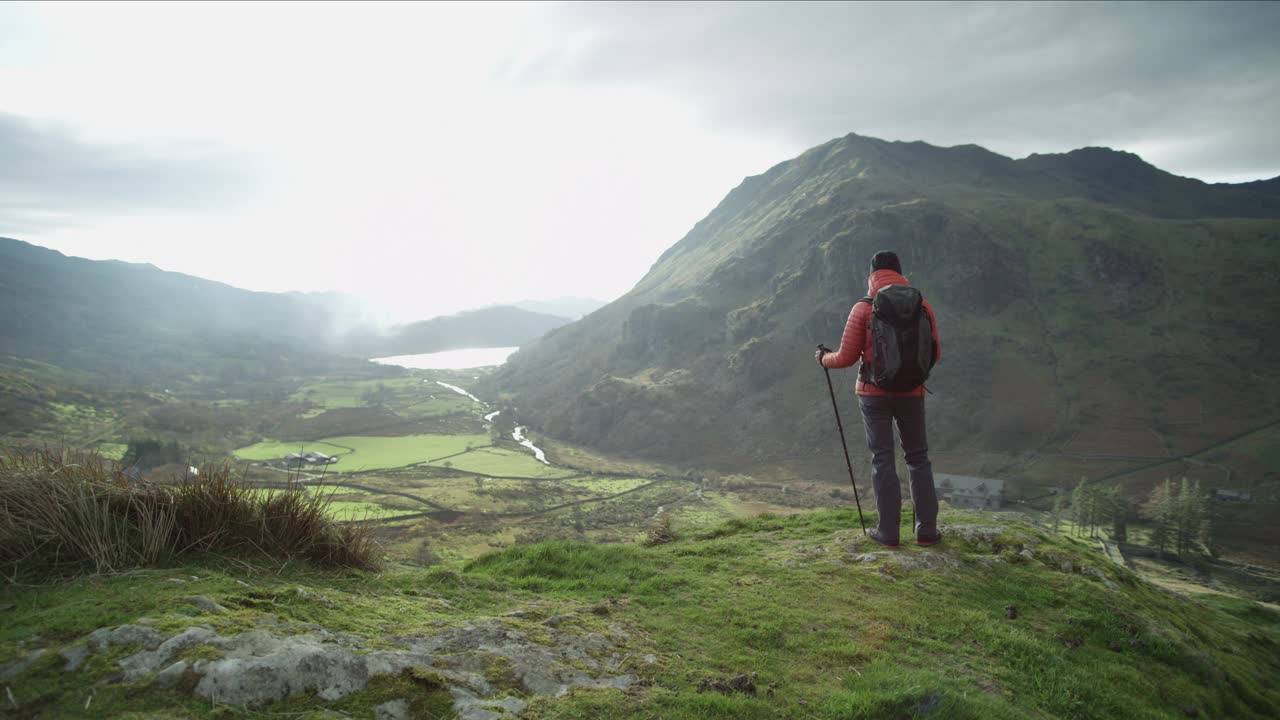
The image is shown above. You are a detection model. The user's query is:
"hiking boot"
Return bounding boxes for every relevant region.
[867,528,900,548]
[916,529,942,547]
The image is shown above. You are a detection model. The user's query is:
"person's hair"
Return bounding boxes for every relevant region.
[870,250,902,274]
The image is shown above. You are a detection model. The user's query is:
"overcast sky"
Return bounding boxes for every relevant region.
[2,1,1277,322]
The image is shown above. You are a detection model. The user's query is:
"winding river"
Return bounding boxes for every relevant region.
[513,426,550,465]
[434,381,485,405]
[372,351,550,466]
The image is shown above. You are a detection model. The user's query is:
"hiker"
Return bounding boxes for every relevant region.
[816,250,941,548]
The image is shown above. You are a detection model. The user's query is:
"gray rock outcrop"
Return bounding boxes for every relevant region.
[25,615,637,718]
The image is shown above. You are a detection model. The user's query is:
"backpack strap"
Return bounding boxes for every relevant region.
[857,296,874,384]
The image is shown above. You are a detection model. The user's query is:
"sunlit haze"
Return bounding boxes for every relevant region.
[3,1,1277,322]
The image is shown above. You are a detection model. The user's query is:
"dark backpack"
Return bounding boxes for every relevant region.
[858,285,936,392]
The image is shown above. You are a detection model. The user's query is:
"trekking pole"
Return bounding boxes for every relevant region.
[817,344,867,535]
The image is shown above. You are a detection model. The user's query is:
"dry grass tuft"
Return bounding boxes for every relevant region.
[643,513,677,547]
[0,447,381,580]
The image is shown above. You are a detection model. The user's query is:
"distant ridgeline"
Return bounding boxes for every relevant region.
[0,239,359,388]
[355,306,572,357]
[484,134,1280,480]
[0,238,568,389]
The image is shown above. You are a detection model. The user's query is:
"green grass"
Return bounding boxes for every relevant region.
[37,401,118,441]
[48,402,112,425]
[427,446,577,478]
[93,441,128,460]
[3,510,1277,719]
[321,433,491,471]
[233,439,352,461]
[484,510,1280,719]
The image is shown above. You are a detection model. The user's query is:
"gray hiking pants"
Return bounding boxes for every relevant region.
[858,395,939,542]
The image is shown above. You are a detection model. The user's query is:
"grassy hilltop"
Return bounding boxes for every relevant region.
[2,503,1278,719]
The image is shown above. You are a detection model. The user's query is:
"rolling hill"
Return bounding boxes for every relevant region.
[0,238,366,387]
[0,239,573,387]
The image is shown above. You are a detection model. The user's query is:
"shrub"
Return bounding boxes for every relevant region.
[643,513,676,547]
[0,447,381,580]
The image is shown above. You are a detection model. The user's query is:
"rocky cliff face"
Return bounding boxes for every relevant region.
[484,133,1280,473]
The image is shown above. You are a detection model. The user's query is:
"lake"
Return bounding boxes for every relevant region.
[371,346,519,370]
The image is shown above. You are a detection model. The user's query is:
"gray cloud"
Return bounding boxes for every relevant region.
[0,113,268,232]
[514,1,1280,181]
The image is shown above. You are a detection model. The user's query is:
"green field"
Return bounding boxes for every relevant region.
[324,500,413,521]
[289,377,475,418]
[233,439,352,461]
[368,477,524,513]
[428,446,578,478]
[397,394,479,418]
[238,488,412,521]
[558,477,654,493]
[321,434,491,471]
[290,377,425,409]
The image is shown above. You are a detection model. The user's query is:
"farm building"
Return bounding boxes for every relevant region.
[284,452,339,465]
[1214,488,1252,502]
[937,474,1006,509]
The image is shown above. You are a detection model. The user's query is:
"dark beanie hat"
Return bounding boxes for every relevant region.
[870,250,902,274]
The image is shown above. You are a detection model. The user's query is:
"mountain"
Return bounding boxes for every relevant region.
[0,239,580,386]
[515,296,608,320]
[484,133,1280,484]
[0,238,370,387]
[360,305,572,357]
[1231,175,1280,196]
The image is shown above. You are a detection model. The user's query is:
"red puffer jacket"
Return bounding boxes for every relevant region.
[821,269,941,397]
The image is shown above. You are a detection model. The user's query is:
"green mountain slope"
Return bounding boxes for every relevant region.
[2,510,1276,718]
[484,134,1280,483]
[0,238,370,387]
[0,239,571,388]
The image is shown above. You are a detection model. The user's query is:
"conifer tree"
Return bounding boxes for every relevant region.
[1143,479,1174,556]
[1051,493,1066,534]
[1108,487,1129,543]
[1071,479,1090,537]
[1070,480,1109,538]
[1174,478,1204,557]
